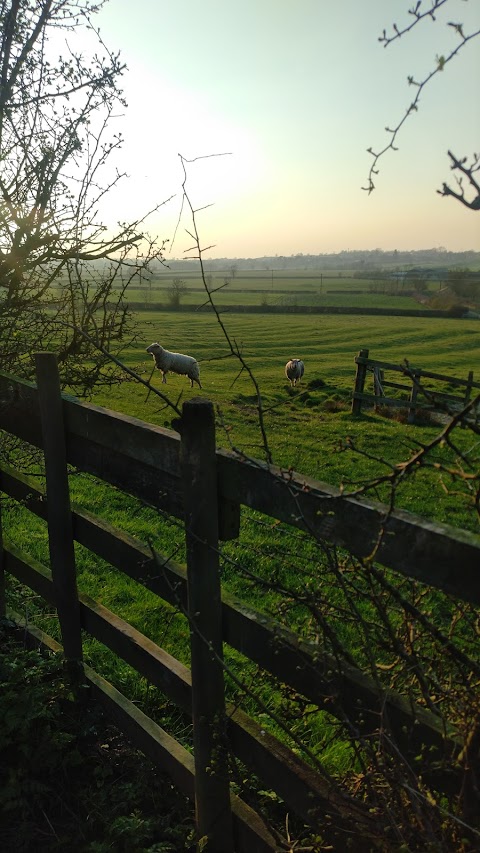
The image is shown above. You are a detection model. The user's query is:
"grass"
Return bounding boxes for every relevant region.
[94,310,479,520]
[3,301,480,849]
[6,304,480,630]
[113,309,479,390]
[120,271,437,309]
[54,270,444,310]
[0,625,195,852]
[129,291,431,310]
[6,304,478,617]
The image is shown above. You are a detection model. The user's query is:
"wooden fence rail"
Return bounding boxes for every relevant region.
[352,348,480,423]
[0,355,479,850]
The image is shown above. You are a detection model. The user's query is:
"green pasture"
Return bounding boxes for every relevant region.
[105,308,478,405]
[4,305,480,787]
[126,290,429,310]
[149,269,348,285]
[140,272,371,292]
[91,309,480,527]
[142,268,446,289]
[121,270,438,310]
[52,268,444,310]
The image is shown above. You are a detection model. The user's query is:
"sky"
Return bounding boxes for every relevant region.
[81,0,480,258]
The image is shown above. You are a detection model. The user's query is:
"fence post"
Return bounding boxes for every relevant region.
[408,370,420,425]
[34,353,83,669]
[179,399,234,853]
[464,371,474,407]
[352,348,369,416]
[373,366,385,412]
[462,370,474,428]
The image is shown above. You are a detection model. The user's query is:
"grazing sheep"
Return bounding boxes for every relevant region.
[285,358,304,387]
[146,342,202,388]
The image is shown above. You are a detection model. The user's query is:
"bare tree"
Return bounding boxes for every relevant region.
[364,0,480,211]
[0,0,168,394]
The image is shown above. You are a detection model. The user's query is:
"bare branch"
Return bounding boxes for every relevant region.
[178,151,274,465]
[378,1,449,47]
[364,4,480,204]
[437,150,480,209]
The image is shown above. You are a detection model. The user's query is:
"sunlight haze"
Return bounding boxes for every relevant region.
[88,0,480,258]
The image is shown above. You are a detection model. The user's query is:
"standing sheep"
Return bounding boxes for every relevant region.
[146,342,202,388]
[285,358,304,387]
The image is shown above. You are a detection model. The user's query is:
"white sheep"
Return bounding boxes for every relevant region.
[146,342,202,389]
[285,358,304,387]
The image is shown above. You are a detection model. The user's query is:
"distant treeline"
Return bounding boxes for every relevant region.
[157,248,480,273]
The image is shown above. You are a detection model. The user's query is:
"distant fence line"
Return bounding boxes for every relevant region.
[1,355,479,851]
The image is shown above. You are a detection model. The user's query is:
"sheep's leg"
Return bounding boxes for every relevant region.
[162,372,167,384]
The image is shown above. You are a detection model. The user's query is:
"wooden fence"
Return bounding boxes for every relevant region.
[1,353,480,851]
[352,348,480,423]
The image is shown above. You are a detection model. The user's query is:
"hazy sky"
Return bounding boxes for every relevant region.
[88,0,480,258]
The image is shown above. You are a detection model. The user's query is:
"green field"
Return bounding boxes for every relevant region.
[83,308,480,532]
[8,304,479,633]
[98,309,475,419]
[127,290,431,310]
[4,299,480,843]
[120,270,438,310]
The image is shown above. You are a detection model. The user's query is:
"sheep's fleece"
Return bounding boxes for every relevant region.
[285,359,305,386]
[146,343,201,388]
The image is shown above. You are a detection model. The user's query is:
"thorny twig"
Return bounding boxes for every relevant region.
[364,3,480,201]
[438,150,480,210]
[177,153,274,464]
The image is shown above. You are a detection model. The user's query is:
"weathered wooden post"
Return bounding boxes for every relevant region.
[179,399,234,853]
[352,348,369,416]
[464,370,474,407]
[408,369,420,425]
[373,366,385,412]
[34,353,83,669]
[462,370,474,428]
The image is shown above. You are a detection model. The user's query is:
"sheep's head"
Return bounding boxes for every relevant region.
[146,343,163,356]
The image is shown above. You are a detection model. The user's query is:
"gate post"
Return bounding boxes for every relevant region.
[408,370,420,425]
[464,371,474,406]
[373,366,385,412]
[462,371,474,428]
[34,353,83,668]
[179,399,234,852]
[352,348,369,416]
